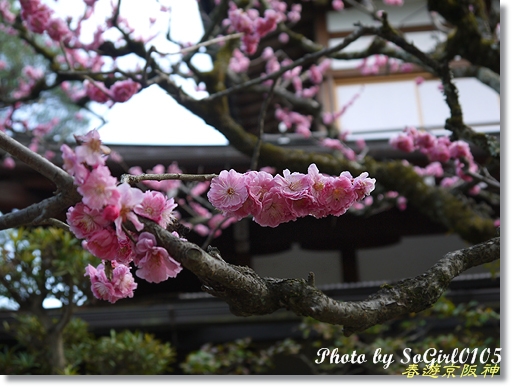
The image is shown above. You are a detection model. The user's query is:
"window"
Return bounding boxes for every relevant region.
[335,77,499,141]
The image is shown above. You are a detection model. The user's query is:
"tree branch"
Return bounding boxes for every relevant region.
[120,172,217,185]
[205,26,370,100]
[0,190,82,231]
[0,132,73,190]
[142,218,499,336]
[0,133,82,230]
[451,65,500,94]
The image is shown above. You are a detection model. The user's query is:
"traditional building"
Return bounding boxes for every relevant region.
[0,0,500,371]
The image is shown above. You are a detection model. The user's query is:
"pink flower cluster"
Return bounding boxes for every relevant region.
[275,106,313,138]
[224,1,304,55]
[177,182,238,239]
[207,164,376,227]
[19,0,71,42]
[390,127,477,181]
[111,79,141,103]
[320,138,357,161]
[226,4,281,54]
[84,79,141,104]
[332,0,345,11]
[0,1,15,23]
[62,130,182,303]
[384,0,404,6]
[85,262,137,303]
[229,48,251,73]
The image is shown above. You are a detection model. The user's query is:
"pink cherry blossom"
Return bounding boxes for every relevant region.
[287,4,302,23]
[102,204,120,222]
[414,161,444,177]
[134,232,182,283]
[75,129,108,167]
[134,190,178,228]
[0,1,15,23]
[300,86,319,99]
[454,158,478,181]
[112,183,144,239]
[77,165,120,210]
[440,176,460,188]
[82,228,120,260]
[353,172,376,201]
[20,0,53,34]
[273,169,311,200]
[384,0,404,6]
[253,189,295,227]
[22,66,44,80]
[115,238,137,265]
[207,169,249,212]
[415,76,425,86]
[278,32,289,44]
[190,181,211,197]
[356,138,366,151]
[322,174,355,216]
[255,9,279,36]
[321,138,344,151]
[390,133,416,153]
[189,201,212,219]
[229,48,250,73]
[287,194,316,218]
[84,80,110,103]
[85,262,137,303]
[416,131,436,149]
[397,196,407,211]
[67,202,110,239]
[262,47,275,60]
[307,163,330,201]
[208,213,237,231]
[47,17,71,42]
[60,144,89,184]
[308,64,324,84]
[428,143,450,163]
[194,224,210,237]
[332,0,344,11]
[2,156,15,169]
[111,79,141,103]
[244,170,275,215]
[449,140,472,160]
[44,150,55,161]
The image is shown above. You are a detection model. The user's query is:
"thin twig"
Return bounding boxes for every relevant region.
[465,171,500,190]
[344,0,380,21]
[37,218,71,231]
[251,79,278,170]
[158,33,243,56]
[205,26,370,100]
[120,172,217,185]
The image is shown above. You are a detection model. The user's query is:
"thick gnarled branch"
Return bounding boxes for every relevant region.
[0,133,81,230]
[143,219,499,336]
[0,131,73,190]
